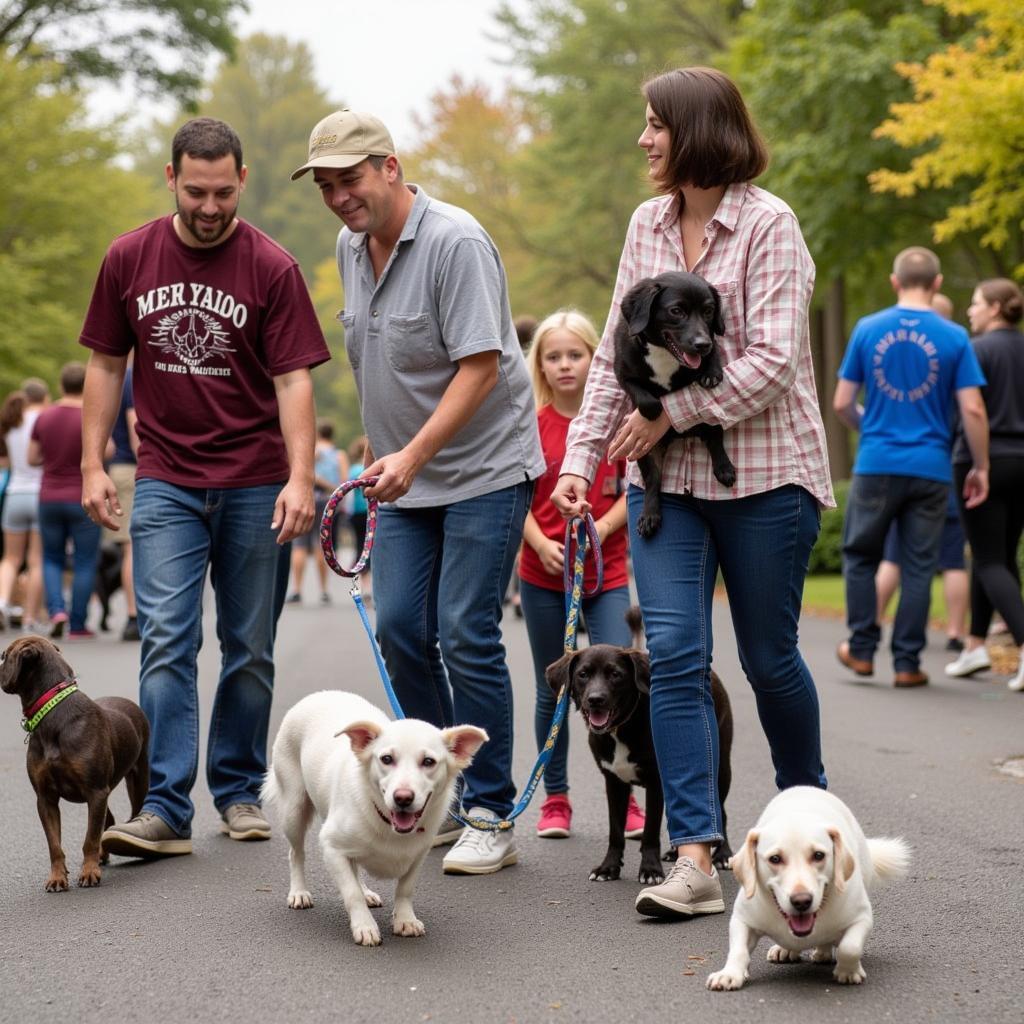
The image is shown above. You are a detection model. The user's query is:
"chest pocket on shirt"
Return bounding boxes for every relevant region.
[707,279,742,354]
[337,311,360,370]
[385,313,440,372]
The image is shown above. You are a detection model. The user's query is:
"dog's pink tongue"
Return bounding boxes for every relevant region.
[682,351,702,370]
[390,810,418,833]
[787,911,816,936]
[588,709,611,729]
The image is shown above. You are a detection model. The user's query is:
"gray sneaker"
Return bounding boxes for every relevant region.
[101,812,192,858]
[220,802,272,841]
[635,856,725,918]
[431,813,466,848]
[442,807,518,874]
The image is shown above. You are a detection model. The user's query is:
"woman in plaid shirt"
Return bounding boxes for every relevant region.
[553,67,835,920]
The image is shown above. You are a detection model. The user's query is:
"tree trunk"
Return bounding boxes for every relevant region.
[817,276,853,481]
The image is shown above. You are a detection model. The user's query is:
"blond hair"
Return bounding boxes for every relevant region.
[525,309,600,408]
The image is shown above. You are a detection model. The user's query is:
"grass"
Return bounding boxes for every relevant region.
[801,574,948,626]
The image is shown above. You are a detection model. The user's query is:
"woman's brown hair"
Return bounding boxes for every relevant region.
[643,67,768,192]
[977,278,1024,326]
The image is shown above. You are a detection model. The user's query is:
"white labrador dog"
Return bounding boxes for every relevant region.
[707,787,910,990]
[261,691,487,946]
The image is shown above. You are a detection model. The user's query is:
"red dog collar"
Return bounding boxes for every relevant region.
[24,679,77,720]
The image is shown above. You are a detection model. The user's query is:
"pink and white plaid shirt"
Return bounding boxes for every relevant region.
[562,182,835,508]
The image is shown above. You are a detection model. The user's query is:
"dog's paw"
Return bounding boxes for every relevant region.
[810,945,835,964]
[638,865,664,885]
[44,872,69,893]
[287,889,314,909]
[393,916,426,938]
[834,963,866,985]
[363,888,382,908]
[589,863,622,881]
[77,863,102,888]
[714,463,737,488]
[636,515,660,539]
[699,369,723,389]
[706,969,746,991]
[767,945,802,964]
[351,920,382,947]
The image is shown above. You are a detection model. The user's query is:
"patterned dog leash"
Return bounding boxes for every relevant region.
[320,477,603,831]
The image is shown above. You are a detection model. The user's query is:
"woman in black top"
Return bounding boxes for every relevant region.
[945,278,1024,691]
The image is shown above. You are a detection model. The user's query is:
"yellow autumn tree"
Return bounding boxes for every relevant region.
[870,0,1024,266]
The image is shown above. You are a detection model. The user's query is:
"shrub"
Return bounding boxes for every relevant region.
[808,479,849,575]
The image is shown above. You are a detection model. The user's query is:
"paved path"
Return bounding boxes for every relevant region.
[1,570,1022,1024]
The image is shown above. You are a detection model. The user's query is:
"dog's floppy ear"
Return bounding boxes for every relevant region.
[620,279,663,338]
[731,829,760,899]
[545,651,581,706]
[626,649,651,695]
[708,283,725,337]
[337,720,382,760]
[0,639,38,694]
[442,725,489,770]
[828,827,855,892]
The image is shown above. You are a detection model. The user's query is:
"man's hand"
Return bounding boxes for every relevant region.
[363,448,423,503]
[551,474,592,520]
[272,478,315,544]
[962,467,989,509]
[81,467,123,530]
[608,408,671,462]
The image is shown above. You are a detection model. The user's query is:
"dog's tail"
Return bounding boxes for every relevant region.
[626,606,645,648]
[259,767,280,808]
[866,836,911,883]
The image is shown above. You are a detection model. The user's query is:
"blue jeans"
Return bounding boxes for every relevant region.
[519,579,632,795]
[131,479,290,835]
[38,501,101,631]
[628,484,826,847]
[372,481,532,818]
[842,473,947,671]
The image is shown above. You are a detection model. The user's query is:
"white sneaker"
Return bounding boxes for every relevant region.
[944,646,991,678]
[1008,659,1024,692]
[442,807,518,875]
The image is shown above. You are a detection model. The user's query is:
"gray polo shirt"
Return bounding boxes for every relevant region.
[336,185,544,507]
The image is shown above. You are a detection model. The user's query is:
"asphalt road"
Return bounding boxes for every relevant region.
[2,568,1022,1024]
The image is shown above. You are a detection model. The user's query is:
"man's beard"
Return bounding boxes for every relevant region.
[176,200,237,245]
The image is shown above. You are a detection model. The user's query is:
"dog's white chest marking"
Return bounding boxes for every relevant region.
[600,737,640,784]
[643,347,679,391]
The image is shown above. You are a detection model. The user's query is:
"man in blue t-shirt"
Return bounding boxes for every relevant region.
[833,247,989,687]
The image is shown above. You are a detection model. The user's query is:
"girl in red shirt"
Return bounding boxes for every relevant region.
[520,310,644,839]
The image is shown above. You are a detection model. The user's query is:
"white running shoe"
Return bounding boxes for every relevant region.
[442,807,518,875]
[944,646,991,678]
[1008,659,1024,692]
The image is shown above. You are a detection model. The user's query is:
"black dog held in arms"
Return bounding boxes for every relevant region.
[613,271,736,537]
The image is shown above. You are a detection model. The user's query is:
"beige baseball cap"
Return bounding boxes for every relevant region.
[291,109,396,180]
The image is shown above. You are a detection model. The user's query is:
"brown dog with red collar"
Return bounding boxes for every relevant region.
[1,635,149,891]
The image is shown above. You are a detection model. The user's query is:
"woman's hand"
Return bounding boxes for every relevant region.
[608,408,671,461]
[551,474,592,519]
[535,536,566,576]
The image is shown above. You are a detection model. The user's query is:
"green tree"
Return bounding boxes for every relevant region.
[495,0,740,321]
[871,0,1024,274]
[0,0,245,107]
[195,33,342,275]
[0,56,156,394]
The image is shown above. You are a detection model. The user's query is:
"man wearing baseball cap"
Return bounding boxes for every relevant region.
[295,110,544,875]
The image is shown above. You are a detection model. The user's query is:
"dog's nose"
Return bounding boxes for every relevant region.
[693,338,712,354]
[585,694,607,710]
[789,892,813,914]
[393,788,415,808]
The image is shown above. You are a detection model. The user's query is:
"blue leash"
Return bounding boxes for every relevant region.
[320,478,603,831]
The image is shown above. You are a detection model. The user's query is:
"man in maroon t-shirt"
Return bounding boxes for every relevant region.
[79,118,330,859]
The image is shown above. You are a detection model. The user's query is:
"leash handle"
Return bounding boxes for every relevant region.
[562,514,603,638]
[321,476,379,577]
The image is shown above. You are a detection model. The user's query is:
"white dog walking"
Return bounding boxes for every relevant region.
[261,691,487,946]
[707,787,910,990]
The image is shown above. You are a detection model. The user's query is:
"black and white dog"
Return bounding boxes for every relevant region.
[613,271,736,537]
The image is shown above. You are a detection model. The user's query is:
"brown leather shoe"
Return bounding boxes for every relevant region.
[837,641,873,677]
[894,670,928,688]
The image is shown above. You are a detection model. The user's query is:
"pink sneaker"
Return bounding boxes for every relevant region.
[625,793,645,839]
[536,793,572,838]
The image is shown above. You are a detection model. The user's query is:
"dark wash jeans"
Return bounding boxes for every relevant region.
[628,484,826,847]
[371,480,533,819]
[842,473,947,671]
